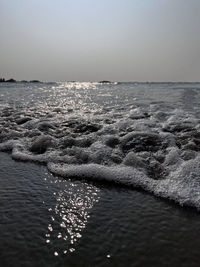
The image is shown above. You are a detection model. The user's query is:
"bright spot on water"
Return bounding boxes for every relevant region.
[45,179,100,254]
[57,233,62,239]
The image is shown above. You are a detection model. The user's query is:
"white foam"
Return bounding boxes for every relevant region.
[164,147,182,167]
[1,83,200,210]
[47,163,154,189]
[155,156,200,208]
[47,156,200,209]
[0,140,21,151]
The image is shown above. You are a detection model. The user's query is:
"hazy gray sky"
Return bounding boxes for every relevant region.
[0,0,200,82]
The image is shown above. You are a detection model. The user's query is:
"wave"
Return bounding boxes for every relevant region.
[0,101,200,209]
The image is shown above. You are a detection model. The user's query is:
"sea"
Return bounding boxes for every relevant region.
[0,81,200,266]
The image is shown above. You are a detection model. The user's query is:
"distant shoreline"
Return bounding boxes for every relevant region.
[0,78,42,83]
[1,78,200,84]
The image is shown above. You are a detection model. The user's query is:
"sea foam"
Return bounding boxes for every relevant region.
[0,82,200,209]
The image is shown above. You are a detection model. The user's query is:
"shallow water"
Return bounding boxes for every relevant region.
[1,152,200,267]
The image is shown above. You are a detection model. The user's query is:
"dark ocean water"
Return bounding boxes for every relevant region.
[0,82,200,266]
[1,152,200,267]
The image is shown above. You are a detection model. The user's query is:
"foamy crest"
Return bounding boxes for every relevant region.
[47,155,200,208]
[155,156,200,208]
[47,163,154,189]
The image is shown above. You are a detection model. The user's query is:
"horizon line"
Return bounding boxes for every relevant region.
[1,78,200,84]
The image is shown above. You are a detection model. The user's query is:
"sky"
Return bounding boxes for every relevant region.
[0,0,200,82]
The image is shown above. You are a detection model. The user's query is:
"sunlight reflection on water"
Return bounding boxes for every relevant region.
[44,176,100,256]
